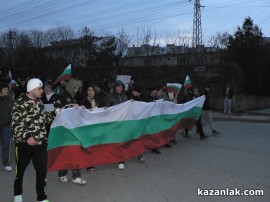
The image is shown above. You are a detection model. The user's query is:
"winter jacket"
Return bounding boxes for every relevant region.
[80,97,99,109]
[12,94,55,145]
[58,90,77,107]
[223,87,234,99]
[202,91,211,110]
[41,93,61,108]
[0,95,13,126]
[106,80,128,106]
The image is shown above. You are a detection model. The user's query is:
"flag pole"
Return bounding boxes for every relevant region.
[173,88,182,103]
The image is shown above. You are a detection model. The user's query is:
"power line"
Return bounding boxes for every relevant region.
[1,0,189,30]
[0,0,269,37]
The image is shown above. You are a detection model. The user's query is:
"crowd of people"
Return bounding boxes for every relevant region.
[0,76,227,202]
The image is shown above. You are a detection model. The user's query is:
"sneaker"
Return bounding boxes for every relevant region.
[14,195,23,202]
[151,148,161,154]
[37,199,49,202]
[212,130,221,136]
[4,165,12,172]
[164,143,172,148]
[169,139,177,144]
[118,163,125,170]
[59,175,68,182]
[72,177,86,185]
[183,134,191,138]
[200,135,209,140]
[86,167,95,173]
[137,157,145,163]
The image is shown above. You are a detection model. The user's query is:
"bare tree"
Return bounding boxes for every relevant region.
[17,31,32,48]
[208,32,229,49]
[115,28,131,56]
[165,30,192,47]
[0,32,8,48]
[29,30,47,48]
[46,25,75,43]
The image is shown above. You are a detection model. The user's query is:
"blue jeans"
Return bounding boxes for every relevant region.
[1,124,11,166]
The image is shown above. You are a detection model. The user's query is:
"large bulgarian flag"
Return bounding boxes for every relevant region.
[184,75,193,89]
[165,83,182,94]
[53,64,71,85]
[47,96,205,171]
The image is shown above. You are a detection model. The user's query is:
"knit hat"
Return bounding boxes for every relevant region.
[27,78,43,92]
[66,79,80,98]
[10,80,16,84]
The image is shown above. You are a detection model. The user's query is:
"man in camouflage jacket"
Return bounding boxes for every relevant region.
[12,78,56,202]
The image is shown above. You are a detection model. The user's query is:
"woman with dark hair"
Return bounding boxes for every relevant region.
[80,84,100,173]
[80,84,99,110]
[93,82,107,107]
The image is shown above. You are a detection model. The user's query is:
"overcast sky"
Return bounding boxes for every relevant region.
[0,0,269,41]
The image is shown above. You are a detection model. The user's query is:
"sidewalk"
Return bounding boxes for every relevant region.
[212,108,270,123]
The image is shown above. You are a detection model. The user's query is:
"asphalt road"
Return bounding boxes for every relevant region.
[1,121,269,202]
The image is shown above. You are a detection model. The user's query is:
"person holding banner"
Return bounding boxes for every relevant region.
[192,87,209,140]
[130,85,146,163]
[145,86,162,154]
[182,87,194,138]
[156,86,172,148]
[106,80,128,169]
[80,84,104,172]
[57,79,86,185]
[93,82,107,107]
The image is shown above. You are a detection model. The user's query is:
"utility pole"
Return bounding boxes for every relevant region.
[7,31,15,49]
[191,0,203,47]
[7,31,16,69]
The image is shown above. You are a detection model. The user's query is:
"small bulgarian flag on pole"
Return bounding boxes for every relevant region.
[184,75,192,89]
[165,83,182,94]
[53,64,72,85]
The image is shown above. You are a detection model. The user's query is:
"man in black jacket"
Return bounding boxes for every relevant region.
[202,84,220,136]
[0,82,13,172]
[41,82,60,111]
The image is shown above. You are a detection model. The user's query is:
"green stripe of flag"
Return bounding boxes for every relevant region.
[48,107,202,150]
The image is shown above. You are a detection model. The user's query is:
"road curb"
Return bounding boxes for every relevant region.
[213,117,270,124]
